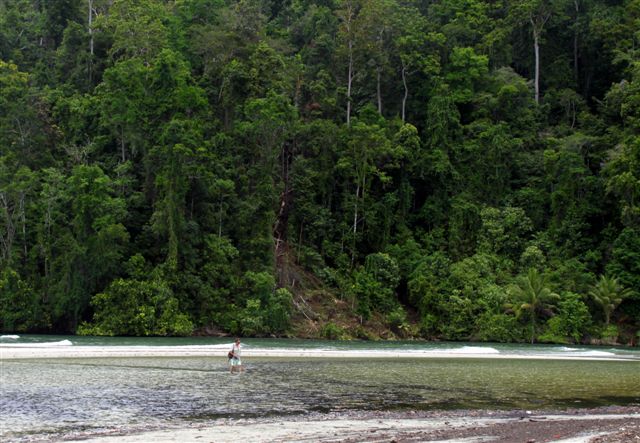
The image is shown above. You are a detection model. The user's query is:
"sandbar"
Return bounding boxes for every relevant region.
[1,344,638,361]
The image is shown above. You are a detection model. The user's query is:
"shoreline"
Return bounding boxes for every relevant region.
[2,345,639,361]
[64,407,640,443]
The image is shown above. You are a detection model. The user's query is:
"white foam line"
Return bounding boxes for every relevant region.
[1,346,637,361]
[1,339,73,347]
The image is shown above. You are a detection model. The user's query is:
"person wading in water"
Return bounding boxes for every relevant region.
[228,338,243,373]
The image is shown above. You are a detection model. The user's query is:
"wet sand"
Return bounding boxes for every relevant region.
[1,345,637,361]
[68,407,640,442]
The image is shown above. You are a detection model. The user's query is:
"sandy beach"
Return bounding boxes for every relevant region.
[2,343,638,361]
[61,407,640,443]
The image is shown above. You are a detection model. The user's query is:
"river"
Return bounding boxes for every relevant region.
[1,335,639,441]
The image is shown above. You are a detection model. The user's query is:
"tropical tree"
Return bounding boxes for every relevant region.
[79,257,193,337]
[588,275,633,325]
[95,57,148,163]
[335,0,362,126]
[603,62,640,230]
[336,107,396,262]
[355,0,394,114]
[510,0,563,103]
[234,91,298,277]
[508,268,560,343]
[393,7,443,122]
[102,0,171,64]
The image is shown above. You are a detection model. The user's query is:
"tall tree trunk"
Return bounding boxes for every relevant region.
[88,0,94,56]
[167,185,178,271]
[0,192,15,262]
[120,126,126,163]
[88,0,94,83]
[218,195,223,238]
[347,39,353,126]
[20,194,26,261]
[351,182,359,267]
[44,201,52,283]
[531,314,536,344]
[351,174,366,266]
[352,183,359,235]
[532,22,541,104]
[530,9,550,104]
[573,0,579,83]
[401,63,408,122]
[274,141,294,287]
[342,1,355,127]
[376,67,382,114]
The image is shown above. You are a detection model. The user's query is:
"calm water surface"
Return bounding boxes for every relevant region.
[1,336,639,441]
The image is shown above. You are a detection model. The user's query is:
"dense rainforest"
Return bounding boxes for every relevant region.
[1,0,639,344]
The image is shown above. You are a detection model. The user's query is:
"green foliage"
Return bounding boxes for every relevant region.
[232,272,293,335]
[348,253,400,320]
[0,0,638,343]
[237,298,265,336]
[386,306,412,337]
[538,292,591,343]
[445,47,489,103]
[520,246,546,272]
[507,269,560,343]
[599,324,620,343]
[321,321,347,340]
[79,269,193,336]
[103,0,172,63]
[265,288,294,333]
[588,275,634,325]
[447,194,481,259]
[408,251,513,340]
[474,313,523,343]
[439,293,475,340]
[607,228,640,295]
[0,268,42,332]
[0,61,50,168]
[478,206,533,260]
[407,251,451,308]
[196,235,240,326]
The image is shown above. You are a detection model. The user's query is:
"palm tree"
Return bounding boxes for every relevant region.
[588,275,633,326]
[508,268,560,343]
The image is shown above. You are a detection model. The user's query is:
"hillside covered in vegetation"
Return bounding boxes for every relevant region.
[1,0,639,344]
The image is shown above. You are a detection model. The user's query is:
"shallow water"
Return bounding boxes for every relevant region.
[3,334,640,359]
[1,336,639,441]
